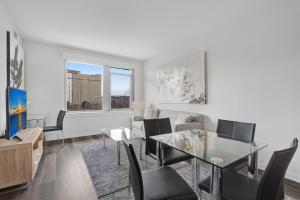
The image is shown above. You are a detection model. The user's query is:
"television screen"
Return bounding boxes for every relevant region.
[8,87,27,139]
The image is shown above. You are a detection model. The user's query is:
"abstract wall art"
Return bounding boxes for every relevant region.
[7,31,25,89]
[157,52,206,104]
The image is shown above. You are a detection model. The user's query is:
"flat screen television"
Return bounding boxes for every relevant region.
[6,87,27,139]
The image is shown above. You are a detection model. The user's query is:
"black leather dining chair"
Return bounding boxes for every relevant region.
[122,135,198,200]
[198,138,298,200]
[144,118,193,166]
[43,110,66,145]
[217,119,256,173]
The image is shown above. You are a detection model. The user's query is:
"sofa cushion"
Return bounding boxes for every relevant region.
[159,110,192,132]
[185,116,195,123]
[175,122,203,132]
[143,105,159,119]
[133,115,144,121]
[132,121,144,131]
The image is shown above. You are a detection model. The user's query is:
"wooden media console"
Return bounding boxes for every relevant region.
[0,128,43,189]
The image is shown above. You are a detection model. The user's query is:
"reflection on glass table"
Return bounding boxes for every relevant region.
[100,127,145,165]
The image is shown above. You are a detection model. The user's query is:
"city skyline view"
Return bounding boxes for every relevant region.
[67,61,131,96]
[66,61,131,111]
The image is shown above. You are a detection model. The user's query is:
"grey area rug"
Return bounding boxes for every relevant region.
[79,136,211,199]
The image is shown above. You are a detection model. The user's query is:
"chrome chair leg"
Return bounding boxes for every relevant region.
[128,170,131,194]
[117,141,121,165]
[160,143,164,166]
[144,154,147,168]
[139,138,143,160]
[57,131,59,142]
[156,141,160,167]
[248,153,254,179]
[199,189,203,200]
[62,130,64,146]
[57,130,64,146]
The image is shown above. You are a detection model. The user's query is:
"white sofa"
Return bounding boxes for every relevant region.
[132,109,204,132]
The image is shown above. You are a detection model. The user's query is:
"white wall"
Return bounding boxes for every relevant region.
[0,2,17,136]
[143,0,300,182]
[23,40,142,140]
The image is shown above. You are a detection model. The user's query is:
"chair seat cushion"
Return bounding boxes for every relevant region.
[163,146,193,165]
[43,126,60,132]
[198,175,211,193]
[198,170,258,200]
[142,166,197,200]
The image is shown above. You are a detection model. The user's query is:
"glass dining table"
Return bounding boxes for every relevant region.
[150,129,268,200]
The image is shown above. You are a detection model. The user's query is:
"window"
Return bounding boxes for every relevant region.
[66,61,103,111]
[110,67,132,109]
[65,61,133,111]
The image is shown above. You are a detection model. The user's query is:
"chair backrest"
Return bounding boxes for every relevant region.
[291,138,298,148]
[232,121,256,143]
[256,138,298,200]
[217,119,234,139]
[144,119,160,156]
[217,119,256,143]
[122,136,144,200]
[143,118,172,156]
[157,118,172,134]
[56,110,66,130]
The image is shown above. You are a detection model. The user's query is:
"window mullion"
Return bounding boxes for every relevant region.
[102,65,111,111]
[131,69,134,106]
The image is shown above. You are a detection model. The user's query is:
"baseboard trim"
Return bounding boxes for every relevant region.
[285,171,300,184]
[44,130,103,141]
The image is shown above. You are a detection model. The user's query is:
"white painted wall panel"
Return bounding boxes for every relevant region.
[23,40,142,140]
[142,0,300,182]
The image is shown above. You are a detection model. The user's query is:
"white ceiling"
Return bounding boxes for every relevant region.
[2,0,269,60]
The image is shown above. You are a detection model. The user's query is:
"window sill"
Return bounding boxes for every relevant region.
[66,110,135,118]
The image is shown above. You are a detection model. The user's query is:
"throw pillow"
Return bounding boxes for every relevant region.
[143,104,158,119]
[185,116,195,123]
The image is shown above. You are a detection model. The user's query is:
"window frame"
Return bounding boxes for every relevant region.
[64,60,134,113]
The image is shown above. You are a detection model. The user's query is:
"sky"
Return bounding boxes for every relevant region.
[111,75,131,96]
[67,61,103,75]
[67,61,131,96]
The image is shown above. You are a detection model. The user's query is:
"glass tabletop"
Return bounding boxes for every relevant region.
[27,114,47,120]
[150,129,268,169]
[100,127,145,141]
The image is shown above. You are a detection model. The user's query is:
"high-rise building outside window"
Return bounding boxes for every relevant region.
[66,61,103,111]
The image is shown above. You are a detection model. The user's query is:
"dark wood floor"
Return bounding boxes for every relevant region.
[0,135,299,200]
[0,137,98,200]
